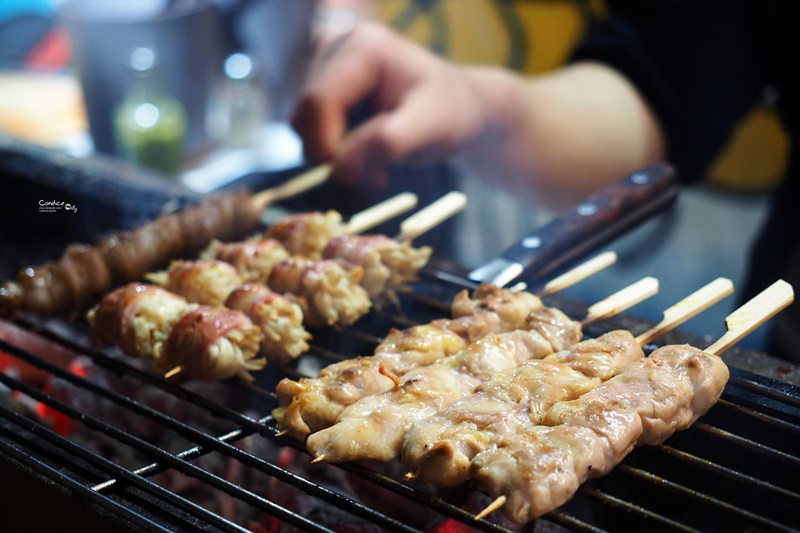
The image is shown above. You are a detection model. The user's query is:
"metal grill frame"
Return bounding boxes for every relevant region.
[1,269,799,533]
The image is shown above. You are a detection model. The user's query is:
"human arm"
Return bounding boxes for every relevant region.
[291,21,666,209]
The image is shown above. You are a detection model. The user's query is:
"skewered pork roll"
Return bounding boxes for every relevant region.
[322,234,432,304]
[157,305,264,382]
[306,329,560,463]
[264,210,344,259]
[1,189,260,319]
[147,259,243,307]
[225,283,311,365]
[201,238,290,284]
[267,256,371,329]
[86,282,191,361]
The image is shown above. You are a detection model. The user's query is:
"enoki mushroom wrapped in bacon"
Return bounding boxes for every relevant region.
[200,238,289,284]
[157,305,264,382]
[267,256,371,329]
[147,259,244,307]
[147,259,310,364]
[86,282,190,361]
[322,234,432,305]
[264,210,344,259]
[86,283,265,381]
[225,283,311,366]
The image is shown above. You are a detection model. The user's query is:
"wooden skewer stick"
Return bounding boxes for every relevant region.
[252,164,332,212]
[344,192,419,235]
[635,277,734,346]
[705,279,794,356]
[163,366,182,379]
[582,276,659,327]
[395,192,468,242]
[538,251,618,298]
[474,495,507,521]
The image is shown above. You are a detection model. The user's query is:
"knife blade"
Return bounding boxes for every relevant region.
[467,163,678,287]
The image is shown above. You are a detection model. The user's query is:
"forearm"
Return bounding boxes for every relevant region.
[458,62,666,209]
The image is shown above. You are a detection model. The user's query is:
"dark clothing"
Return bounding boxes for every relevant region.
[571,0,800,360]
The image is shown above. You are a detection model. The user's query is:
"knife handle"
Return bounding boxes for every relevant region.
[470,163,678,287]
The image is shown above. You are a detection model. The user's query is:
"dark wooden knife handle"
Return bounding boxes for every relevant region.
[491,162,678,286]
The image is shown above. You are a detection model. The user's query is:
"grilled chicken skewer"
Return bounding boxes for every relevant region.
[306,277,660,464]
[471,279,791,524]
[86,283,264,381]
[273,252,619,442]
[0,166,330,320]
[402,278,733,487]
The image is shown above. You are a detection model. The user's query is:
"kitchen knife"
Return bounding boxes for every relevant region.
[468,163,678,288]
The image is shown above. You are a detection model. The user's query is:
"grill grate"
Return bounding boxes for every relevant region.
[1,268,799,533]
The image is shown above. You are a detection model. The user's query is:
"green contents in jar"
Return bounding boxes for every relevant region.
[115,99,186,176]
[114,46,187,177]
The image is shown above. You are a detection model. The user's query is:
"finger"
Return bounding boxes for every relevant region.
[292,25,397,163]
[338,75,483,182]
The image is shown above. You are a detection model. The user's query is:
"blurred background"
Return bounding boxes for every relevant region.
[0,0,788,350]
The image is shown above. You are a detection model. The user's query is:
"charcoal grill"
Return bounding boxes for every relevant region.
[1,135,799,532]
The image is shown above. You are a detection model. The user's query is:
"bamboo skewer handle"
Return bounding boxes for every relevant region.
[396,192,468,242]
[635,278,734,346]
[706,279,794,356]
[344,192,419,235]
[252,164,332,212]
[538,252,618,298]
[582,277,659,327]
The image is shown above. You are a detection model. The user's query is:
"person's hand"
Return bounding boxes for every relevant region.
[291,21,504,188]
[292,21,665,208]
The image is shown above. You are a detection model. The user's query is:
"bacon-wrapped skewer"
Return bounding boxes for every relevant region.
[147,259,311,363]
[200,238,290,285]
[147,259,244,307]
[264,193,463,307]
[86,282,191,362]
[199,236,376,328]
[156,305,263,381]
[321,234,431,305]
[225,283,310,366]
[0,164,332,320]
[264,210,344,259]
[267,256,371,328]
[86,283,265,382]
